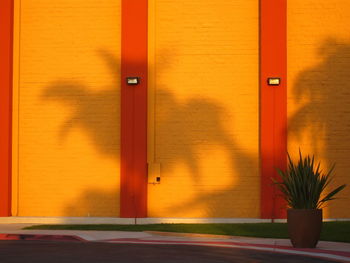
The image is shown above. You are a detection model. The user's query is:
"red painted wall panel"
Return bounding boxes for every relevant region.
[260,0,287,219]
[1,0,287,219]
[120,0,148,218]
[0,0,13,216]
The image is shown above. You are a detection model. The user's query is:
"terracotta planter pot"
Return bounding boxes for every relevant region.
[287,209,322,248]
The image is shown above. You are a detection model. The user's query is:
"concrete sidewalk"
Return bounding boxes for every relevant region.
[0,223,349,262]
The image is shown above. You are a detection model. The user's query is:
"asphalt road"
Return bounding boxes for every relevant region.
[0,241,339,263]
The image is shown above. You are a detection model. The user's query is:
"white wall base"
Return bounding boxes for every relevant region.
[137,218,272,224]
[0,217,348,225]
[0,217,134,225]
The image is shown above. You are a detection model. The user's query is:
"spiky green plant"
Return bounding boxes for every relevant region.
[274,151,346,209]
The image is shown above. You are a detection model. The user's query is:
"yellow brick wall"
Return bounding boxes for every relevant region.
[148,0,260,217]
[15,0,349,219]
[13,0,121,216]
[288,1,350,218]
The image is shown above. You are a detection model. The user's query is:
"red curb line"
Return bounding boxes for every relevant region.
[1,234,348,262]
[101,238,350,259]
[0,234,86,242]
[103,239,350,262]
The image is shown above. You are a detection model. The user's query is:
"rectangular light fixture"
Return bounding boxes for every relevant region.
[126,77,140,85]
[267,78,281,86]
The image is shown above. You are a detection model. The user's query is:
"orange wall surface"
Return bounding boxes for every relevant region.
[13,0,121,216]
[288,0,350,218]
[147,0,260,218]
[11,0,350,218]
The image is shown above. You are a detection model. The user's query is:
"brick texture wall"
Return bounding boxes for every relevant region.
[288,0,350,218]
[148,0,260,217]
[15,0,121,216]
[15,0,350,219]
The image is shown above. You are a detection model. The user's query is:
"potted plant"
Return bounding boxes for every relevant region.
[274,150,346,248]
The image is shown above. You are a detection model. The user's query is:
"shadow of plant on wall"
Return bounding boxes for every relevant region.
[152,88,258,217]
[42,50,258,217]
[288,38,350,217]
[40,50,121,216]
[42,50,120,157]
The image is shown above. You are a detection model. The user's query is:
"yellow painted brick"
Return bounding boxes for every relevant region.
[148,0,260,218]
[288,0,350,218]
[15,0,121,216]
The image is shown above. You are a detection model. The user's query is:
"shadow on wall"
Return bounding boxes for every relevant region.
[148,51,258,218]
[63,188,120,217]
[43,50,257,217]
[42,50,121,216]
[42,50,120,158]
[288,38,350,217]
[152,74,257,216]
[155,91,256,179]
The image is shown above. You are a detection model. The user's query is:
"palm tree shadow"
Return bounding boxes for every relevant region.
[42,49,257,217]
[42,50,120,158]
[288,38,350,217]
[151,52,258,217]
[41,50,121,216]
[154,89,258,217]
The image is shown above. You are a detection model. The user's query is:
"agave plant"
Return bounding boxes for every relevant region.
[274,151,346,209]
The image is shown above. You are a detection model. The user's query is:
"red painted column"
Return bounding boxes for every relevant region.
[120,0,148,218]
[0,0,13,217]
[260,0,287,219]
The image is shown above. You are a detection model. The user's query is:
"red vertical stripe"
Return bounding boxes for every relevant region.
[120,0,148,218]
[0,0,13,217]
[260,0,287,219]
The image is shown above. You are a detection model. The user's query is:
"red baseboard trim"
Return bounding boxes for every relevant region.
[260,0,287,219]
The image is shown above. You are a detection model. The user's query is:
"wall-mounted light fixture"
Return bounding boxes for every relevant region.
[267,77,281,86]
[126,77,140,85]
